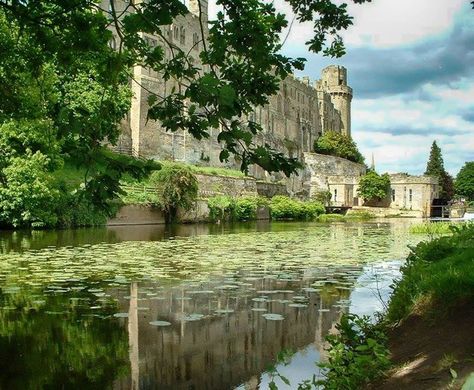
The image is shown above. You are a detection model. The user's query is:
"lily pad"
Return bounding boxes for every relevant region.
[113,312,129,318]
[262,313,284,321]
[149,320,171,326]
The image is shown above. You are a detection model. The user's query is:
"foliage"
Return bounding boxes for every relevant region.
[387,224,474,322]
[425,141,455,200]
[357,170,391,202]
[312,190,332,206]
[270,196,325,220]
[316,313,391,390]
[56,193,113,227]
[455,162,474,201]
[314,131,365,164]
[120,186,160,205]
[267,349,295,389]
[0,152,61,228]
[208,195,235,222]
[0,0,370,195]
[0,291,130,388]
[149,163,198,223]
[207,195,269,222]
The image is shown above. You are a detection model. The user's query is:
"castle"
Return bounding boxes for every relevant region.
[110,0,353,182]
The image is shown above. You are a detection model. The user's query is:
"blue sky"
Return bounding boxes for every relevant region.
[209,0,474,175]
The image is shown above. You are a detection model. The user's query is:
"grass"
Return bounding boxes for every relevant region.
[344,210,376,220]
[317,213,345,222]
[52,163,87,189]
[188,164,246,178]
[386,224,474,322]
[409,221,471,234]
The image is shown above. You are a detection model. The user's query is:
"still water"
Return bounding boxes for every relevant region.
[0,221,424,389]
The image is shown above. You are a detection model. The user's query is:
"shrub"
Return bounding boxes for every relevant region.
[207,195,235,222]
[56,191,112,227]
[314,131,365,164]
[270,196,324,221]
[149,163,198,223]
[234,196,269,221]
[357,170,391,202]
[316,314,390,389]
[312,190,332,206]
[207,195,269,222]
[0,151,60,228]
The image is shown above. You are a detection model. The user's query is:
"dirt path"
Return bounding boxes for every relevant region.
[373,304,474,389]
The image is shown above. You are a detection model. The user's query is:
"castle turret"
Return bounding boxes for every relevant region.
[320,65,353,137]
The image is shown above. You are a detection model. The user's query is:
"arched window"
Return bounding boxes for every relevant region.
[174,26,179,40]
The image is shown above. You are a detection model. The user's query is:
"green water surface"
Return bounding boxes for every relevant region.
[0,221,425,389]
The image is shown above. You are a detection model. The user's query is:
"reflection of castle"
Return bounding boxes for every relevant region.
[112,271,357,389]
[102,0,352,179]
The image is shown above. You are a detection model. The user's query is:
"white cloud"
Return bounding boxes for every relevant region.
[205,0,473,175]
[268,0,466,49]
[342,0,465,47]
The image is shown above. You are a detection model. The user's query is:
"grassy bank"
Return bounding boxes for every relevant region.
[409,221,471,234]
[317,211,376,223]
[312,224,474,390]
[387,224,474,321]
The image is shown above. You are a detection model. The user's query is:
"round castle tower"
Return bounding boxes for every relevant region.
[320,65,353,138]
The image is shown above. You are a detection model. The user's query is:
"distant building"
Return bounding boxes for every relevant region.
[389,174,440,217]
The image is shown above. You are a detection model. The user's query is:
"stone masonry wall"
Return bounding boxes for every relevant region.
[302,153,366,205]
[108,0,353,187]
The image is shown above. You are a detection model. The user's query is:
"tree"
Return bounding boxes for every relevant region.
[455,162,474,201]
[314,131,365,164]
[149,163,198,223]
[357,170,391,203]
[0,0,371,226]
[424,141,455,200]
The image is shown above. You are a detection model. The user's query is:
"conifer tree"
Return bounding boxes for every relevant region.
[424,141,454,200]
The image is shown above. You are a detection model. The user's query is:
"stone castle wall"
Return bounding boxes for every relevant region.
[108,0,353,182]
[303,153,366,205]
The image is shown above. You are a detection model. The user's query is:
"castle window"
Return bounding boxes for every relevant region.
[109,36,117,50]
[193,32,199,49]
[334,189,337,202]
[180,26,186,45]
[391,189,396,202]
[277,95,282,113]
[409,189,413,202]
[174,26,179,40]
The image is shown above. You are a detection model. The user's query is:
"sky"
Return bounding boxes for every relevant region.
[209,0,474,175]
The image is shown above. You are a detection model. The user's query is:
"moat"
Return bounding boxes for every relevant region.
[0,221,426,389]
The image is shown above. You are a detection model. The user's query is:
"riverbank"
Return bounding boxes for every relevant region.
[376,302,474,389]
[378,224,474,389]
[318,223,474,389]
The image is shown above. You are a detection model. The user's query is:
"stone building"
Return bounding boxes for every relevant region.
[388,174,440,217]
[107,0,353,181]
[303,153,366,206]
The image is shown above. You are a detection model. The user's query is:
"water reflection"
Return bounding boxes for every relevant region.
[112,271,354,389]
[0,221,424,389]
